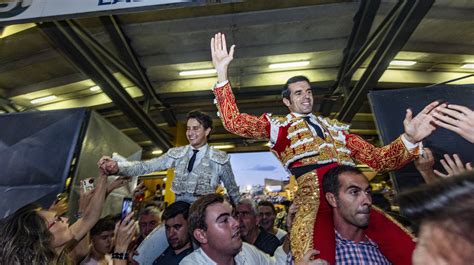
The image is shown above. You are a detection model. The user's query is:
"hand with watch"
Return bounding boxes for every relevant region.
[112,212,137,264]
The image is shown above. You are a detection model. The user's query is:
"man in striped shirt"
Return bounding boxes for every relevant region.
[323,166,396,264]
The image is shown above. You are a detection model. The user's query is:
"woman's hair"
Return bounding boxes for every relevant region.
[0,203,57,265]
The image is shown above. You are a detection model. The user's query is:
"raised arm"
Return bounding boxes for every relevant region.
[347,101,441,172]
[211,32,270,139]
[69,168,108,241]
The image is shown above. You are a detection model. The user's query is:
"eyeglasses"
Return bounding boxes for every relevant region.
[47,215,63,230]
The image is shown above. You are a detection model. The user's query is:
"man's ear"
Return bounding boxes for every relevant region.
[205,127,211,138]
[325,192,338,208]
[283,98,291,108]
[193,229,208,245]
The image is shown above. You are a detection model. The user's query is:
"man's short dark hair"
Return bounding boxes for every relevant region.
[258,201,276,214]
[162,201,190,221]
[282,75,311,100]
[188,194,225,245]
[398,172,474,244]
[323,165,364,199]
[187,110,213,131]
[90,215,116,236]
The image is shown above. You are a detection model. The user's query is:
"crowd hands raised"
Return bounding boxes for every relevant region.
[1,32,473,265]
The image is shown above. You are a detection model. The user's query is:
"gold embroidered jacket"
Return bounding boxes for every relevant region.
[213,82,417,172]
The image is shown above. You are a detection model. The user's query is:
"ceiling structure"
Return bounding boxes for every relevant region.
[1,0,473,160]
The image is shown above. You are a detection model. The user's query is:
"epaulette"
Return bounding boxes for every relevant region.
[268,113,292,127]
[317,116,350,131]
[167,146,188,159]
[209,147,230,164]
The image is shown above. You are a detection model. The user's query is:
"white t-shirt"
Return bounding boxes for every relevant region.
[180,242,287,265]
[275,228,288,241]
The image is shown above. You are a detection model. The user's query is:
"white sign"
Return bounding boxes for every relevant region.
[0,0,190,24]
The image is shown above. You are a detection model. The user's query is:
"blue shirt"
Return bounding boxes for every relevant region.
[335,230,391,265]
[153,246,193,265]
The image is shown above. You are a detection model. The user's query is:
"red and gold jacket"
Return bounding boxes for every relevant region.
[213,81,418,172]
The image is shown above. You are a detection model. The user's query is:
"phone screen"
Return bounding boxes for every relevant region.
[121,197,133,221]
[82,178,95,192]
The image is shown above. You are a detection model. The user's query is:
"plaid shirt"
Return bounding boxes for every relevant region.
[335,230,391,265]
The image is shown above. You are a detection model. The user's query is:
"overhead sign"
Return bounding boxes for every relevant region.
[0,0,191,24]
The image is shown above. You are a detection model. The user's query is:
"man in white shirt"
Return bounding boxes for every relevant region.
[180,194,281,265]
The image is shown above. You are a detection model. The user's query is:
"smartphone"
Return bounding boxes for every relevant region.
[121,197,133,221]
[82,178,95,192]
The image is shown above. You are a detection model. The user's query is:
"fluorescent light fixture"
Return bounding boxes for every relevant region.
[90,85,101,91]
[212,144,235,150]
[30,95,57,104]
[461,63,474,69]
[269,61,310,69]
[152,149,163,155]
[389,60,417,66]
[179,69,216,76]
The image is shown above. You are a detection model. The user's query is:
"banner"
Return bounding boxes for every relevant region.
[0,0,191,24]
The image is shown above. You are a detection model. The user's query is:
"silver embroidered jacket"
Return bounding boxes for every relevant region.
[115,145,240,204]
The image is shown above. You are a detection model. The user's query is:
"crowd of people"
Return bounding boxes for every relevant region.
[0,32,472,265]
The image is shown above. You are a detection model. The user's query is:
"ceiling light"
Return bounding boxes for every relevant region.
[212,144,235,150]
[461,63,474,69]
[389,60,417,66]
[30,95,57,104]
[269,61,310,69]
[179,69,216,76]
[90,86,101,91]
[152,149,163,155]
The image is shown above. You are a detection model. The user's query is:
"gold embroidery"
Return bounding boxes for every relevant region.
[291,171,320,263]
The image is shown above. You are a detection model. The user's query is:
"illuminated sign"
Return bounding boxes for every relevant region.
[0,0,190,24]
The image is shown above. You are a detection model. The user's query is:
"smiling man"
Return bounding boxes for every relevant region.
[210,32,440,263]
[98,110,240,205]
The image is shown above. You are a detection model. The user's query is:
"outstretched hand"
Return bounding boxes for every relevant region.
[211,32,235,82]
[434,153,473,178]
[97,155,119,175]
[403,101,444,144]
[414,147,437,184]
[432,104,474,143]
[296,249,329,265]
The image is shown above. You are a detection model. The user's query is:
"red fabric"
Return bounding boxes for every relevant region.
[312,164,338,264]
[310,163,415,265]
[366,210,416,265]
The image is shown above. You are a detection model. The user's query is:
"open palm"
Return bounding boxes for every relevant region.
[211,32,235,77]
[403,101,441,143]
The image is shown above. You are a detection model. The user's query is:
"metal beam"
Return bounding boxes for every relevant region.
[99,15,177,126]
[320,0,380,116]
[341,0,404,83]
[38,21,172,150]
[337,0,434,122]
[334,0,381,96]
[0,96,19,112]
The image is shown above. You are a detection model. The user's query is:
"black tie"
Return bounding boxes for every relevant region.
[303,116,325,139]
[187,149,199,172]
